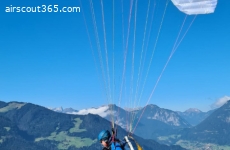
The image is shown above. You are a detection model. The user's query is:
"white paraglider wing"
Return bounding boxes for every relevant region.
[171,0,218,15]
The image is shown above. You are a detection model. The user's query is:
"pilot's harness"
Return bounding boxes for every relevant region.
[110,128,143,150]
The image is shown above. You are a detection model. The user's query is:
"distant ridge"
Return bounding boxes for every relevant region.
[180,100,230,145]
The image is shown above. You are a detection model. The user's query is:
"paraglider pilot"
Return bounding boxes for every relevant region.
[98,128,143,150]
[98,129,126,150]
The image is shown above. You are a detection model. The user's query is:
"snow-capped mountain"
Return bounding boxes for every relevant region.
[63,108,78,114]
[50,107,63,112]
[75,105,111,117]
[75,104,128,129]
[49,107,78,114]
[49,105,126,127]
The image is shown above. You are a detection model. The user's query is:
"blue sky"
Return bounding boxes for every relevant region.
[0,0,229,112]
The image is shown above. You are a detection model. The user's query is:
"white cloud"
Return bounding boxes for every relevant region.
[66,112,79,115]
[76,105,110,117]
[211,96,230,109]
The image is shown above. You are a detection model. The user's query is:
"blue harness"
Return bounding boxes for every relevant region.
[111,142,125,150]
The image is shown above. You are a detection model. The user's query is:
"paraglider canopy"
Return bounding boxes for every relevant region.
[171,0,218,15]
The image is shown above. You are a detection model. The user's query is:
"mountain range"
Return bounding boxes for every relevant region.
[176,108,215,126]
[0,101,185,150]
[157,101,230,149]
[49,107,79,114]
[52,104,192,139]
[50,104,214,139]
[50,104,214,127]
[49,101,230,149]
[179,100,230,146]
[2,100,230,149]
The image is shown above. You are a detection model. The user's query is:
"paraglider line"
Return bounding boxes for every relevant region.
[100,0,112,108]
[116,0,134,131]
[89,0,113,124]
[134,1,156,125]
[129,0,138,133]
[174,15,197,51]
[129,0,169,133]
[132,14,197,135]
